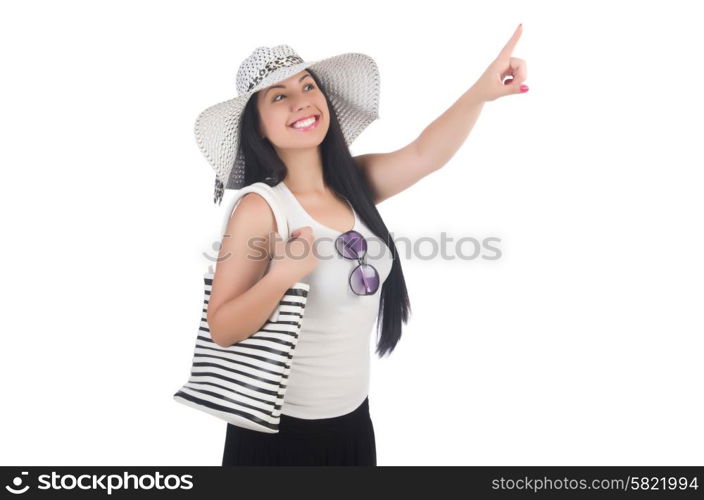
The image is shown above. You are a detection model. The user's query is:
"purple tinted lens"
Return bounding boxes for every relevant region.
[350,264,380,295]
[336,230,367,259]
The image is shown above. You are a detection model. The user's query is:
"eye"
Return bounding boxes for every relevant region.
[272,83,316,102]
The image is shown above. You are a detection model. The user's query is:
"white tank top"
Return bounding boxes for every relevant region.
[270,181,394,419]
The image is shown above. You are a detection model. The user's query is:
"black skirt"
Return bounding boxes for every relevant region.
[222,396,376,466]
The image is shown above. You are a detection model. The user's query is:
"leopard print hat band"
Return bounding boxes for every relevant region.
[193,44,381,205]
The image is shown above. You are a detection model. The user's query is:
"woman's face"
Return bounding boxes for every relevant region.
[255,70,330,152]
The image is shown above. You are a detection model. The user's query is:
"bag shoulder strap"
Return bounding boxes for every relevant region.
[219,182,288,238]
[208,182,288,274]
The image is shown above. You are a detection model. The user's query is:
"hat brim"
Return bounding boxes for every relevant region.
[194,52,380,192]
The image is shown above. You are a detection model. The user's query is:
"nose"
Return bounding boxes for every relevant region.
[290,94,313,112]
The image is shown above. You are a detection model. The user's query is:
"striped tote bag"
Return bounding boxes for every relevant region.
[173,182,310,433]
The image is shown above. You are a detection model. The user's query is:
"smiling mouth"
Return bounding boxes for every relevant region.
[289,114,321,129]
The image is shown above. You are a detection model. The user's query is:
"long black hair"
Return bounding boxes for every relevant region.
[233,68,411,358]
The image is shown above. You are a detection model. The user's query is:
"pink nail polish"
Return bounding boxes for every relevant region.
[520,85,529,93]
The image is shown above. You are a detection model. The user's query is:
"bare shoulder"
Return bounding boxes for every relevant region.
[225,192,277,254]
[230,192,277,228]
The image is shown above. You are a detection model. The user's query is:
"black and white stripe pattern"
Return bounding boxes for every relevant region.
[174,274,310,433]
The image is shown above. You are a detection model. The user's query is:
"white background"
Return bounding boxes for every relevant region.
[1,0,702,466]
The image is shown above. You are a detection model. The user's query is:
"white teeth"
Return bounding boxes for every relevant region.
[291,116,316,128]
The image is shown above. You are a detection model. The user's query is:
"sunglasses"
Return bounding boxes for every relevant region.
[334,230,380,296]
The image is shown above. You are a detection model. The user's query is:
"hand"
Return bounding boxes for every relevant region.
[471,24,528,102]
[267,226,319,286]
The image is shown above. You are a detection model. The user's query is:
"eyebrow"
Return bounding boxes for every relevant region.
[263,73,312,98]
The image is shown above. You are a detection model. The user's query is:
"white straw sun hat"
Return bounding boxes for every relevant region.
[194,44,381,205]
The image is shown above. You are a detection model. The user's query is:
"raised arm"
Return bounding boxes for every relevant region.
[354,24,527,205]
[353,87,486,205]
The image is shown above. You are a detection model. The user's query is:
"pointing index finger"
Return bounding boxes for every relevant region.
[499,23,523,59]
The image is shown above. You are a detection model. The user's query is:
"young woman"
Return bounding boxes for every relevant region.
[194,27,527,466]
